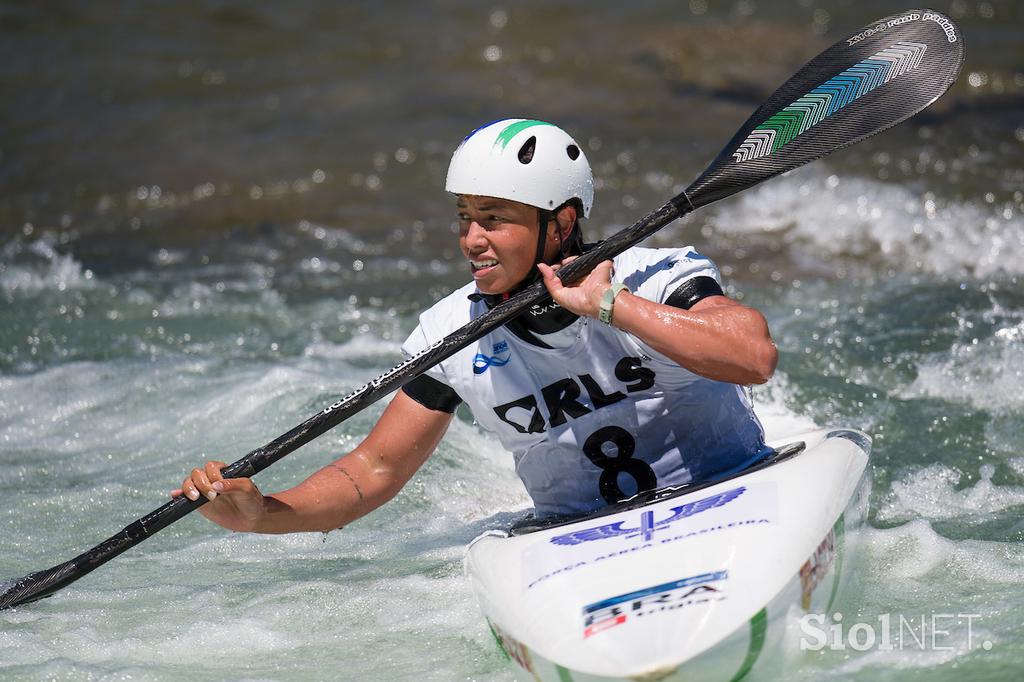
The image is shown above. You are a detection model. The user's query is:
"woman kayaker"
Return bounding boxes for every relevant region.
[172,118,778,529]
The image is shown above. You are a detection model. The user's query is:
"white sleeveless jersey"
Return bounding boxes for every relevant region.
[402,246,769,517]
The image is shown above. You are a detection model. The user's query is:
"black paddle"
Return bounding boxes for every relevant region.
[0,8,963,610]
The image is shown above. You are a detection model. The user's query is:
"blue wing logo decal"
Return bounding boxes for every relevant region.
[551,521,632,544]
[550,486,746,546]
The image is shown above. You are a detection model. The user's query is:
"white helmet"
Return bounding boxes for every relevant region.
[445,118,594,217]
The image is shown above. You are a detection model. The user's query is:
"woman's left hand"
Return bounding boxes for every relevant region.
[537,257,616,319]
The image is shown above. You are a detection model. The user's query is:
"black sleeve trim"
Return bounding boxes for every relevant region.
[664,276,724,310]
[402,374,462,414]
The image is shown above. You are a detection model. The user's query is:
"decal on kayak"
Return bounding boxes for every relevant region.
[550,487,746,546]
[583,571,728,639]
[488,620,539,678]
[524,482,778,589]
[800,522,839,610]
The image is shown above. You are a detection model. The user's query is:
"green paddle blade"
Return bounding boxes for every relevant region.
[685,9,964,209]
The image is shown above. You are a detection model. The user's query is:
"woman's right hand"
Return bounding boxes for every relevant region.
[171,460,266,532]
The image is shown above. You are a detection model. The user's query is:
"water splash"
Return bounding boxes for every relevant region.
[708,169,1024,278]
[898,319,1024,413]
[877,463,1024,524]
[0,239,98,296]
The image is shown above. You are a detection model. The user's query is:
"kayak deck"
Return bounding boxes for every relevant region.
[465,428,871,681]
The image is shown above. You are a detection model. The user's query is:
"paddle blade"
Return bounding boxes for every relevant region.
[0,569,64,609]
[685,9,963,209]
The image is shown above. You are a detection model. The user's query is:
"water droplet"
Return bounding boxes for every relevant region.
[489,10,508,29]
[483,45,502,62]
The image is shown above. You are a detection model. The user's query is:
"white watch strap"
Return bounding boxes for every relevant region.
[598,283,629,324]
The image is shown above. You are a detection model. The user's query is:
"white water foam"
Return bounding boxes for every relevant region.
[302,335,404,362]
[862,518,1024,600]
[0,239,99,295]
[877,463,1024,524]
[0,337,520,679]
[898,322,1024,413]
[751,373,823,441]
[708,168,1024,278]
[787,519,1020,677]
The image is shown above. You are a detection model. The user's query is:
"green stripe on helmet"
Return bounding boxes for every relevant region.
[494,119,555,150]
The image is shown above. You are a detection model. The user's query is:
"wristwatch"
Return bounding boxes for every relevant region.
[598,283,629,325]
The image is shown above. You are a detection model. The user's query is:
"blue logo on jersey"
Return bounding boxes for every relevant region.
[473,340,511,375]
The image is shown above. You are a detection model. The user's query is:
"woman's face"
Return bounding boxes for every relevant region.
[457,195,543,295]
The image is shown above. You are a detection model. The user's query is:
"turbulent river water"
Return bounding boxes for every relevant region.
[2,1,1023,680]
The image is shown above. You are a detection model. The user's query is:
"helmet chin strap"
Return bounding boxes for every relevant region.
[540,205,581,264]
[506,207,553,294]
[534,208,554,267]
[530,205,578,278]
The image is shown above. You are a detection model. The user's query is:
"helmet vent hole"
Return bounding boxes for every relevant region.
[566,144,580,160]
[517,137,537,164]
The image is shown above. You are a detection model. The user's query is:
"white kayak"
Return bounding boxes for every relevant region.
[464,428,871,681]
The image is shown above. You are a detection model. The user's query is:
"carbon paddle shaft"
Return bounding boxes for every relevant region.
[0,8,962,610]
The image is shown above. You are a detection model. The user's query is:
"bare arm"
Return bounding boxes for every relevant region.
[538,259,777,385]
[610,293,777,385]
[172,390,453,533]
